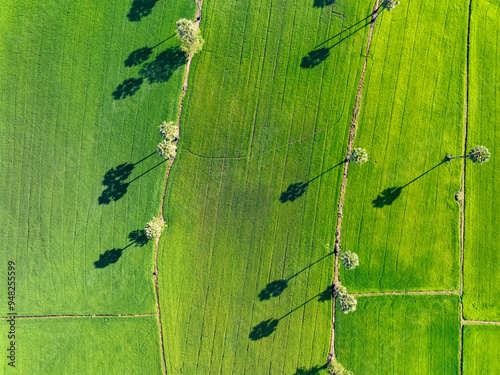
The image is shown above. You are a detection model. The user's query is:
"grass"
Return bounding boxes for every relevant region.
[1,316,162,374]
[335,295,460,374]
[463,325,500,374]
[463,0,500,321]
[0,0,195,315]
[158,0,375,372]
[340,0,467,292]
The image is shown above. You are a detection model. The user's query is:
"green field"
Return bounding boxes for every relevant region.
[1,316,162,374]
[159,0,374,372]
[340,0,466,293]
[464,0,500,321]
[335,295,460,374]
[0,0,194,315]
[463,325,500,374]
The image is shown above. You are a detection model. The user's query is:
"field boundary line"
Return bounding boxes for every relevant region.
[0,313,156,320]
[329,0,381,362]
[462,319,500,326]
[153,2,205,375]
[351,290,460,297]
[459,1,472,374]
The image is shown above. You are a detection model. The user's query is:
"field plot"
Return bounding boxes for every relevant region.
[340,0,467,292]
[1,316,162,374]
[335,295,460,374]
[463,325,500,374]
[159,0,375,373]
[0,0,195,315]
[464,0,500,321]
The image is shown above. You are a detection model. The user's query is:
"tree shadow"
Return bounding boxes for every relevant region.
[372,161,446,208]
[313,0,334,8]
[280,161,345,203]
[112,78,144,100]
[124,34,176,67]
[94,229,150,268]
[250,285,332,340]
[98,163,134,205]
[139,47,187,84]
[258,251,334,301]
[300,48,330,69]
[249,319,280,340]
[258,280,289,301]
[98,152,160,205]
[293,364,328,375]
[127,0,160,22]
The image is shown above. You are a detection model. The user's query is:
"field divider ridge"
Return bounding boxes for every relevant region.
[0,313,156,320]
[351,290,461,297]
[153,2,205,375]
[329,0,381,363]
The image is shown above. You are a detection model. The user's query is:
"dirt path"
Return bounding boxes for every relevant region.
[153,3,205,374]
[328,0,380,362]
[351,290,460,297]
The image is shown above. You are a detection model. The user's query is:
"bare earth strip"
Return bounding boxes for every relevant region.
[463,320,500,326]
[329,0,380,362]
[352,290,460,297]
[152,2,205,375]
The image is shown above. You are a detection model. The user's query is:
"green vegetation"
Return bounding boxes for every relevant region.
[335,295,460,373]
[333,284,357,314]
[341,0,467,292]
[159,0,374,372]
[1,316,162,374]
[464,0,500,321]
[176,18,205,55]
[144,217,165,240]
[0,0,195,316]
[349,148,369,165]
[463,325,500,374]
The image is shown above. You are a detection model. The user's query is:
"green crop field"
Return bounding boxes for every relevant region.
[335,295,460,374]
[464,0,500,321]
[2,0,500,373]
[1,316,163,374]
[340,0,466,293]
[463,325,500,374]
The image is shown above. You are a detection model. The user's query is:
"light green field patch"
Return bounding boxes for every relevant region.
[463,324,500,374]
[0,0,195,315]
[464,0,500,321]
[1,316,162,374]
[335,295,460,374]
[341,0,467,292]
[159,0,376,372]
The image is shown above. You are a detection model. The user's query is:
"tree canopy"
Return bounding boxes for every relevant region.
[176,18,204,55]
[159,121,179,141]
[157,139,177,159]
[350,148,369,165]
[468,145,491,164]
[144,217,165,240]
[341,251,359,270]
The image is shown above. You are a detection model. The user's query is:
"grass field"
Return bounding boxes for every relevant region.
[340,0,467,293]
[158,0,375,372]
[335,295,460,374]
[1,316,163,374]
[0,0,194,315]
[463,324,500,374]
[464,0,500,321]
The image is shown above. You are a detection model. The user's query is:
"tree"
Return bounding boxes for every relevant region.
[144,217,165,240]
[159,121,179,141]
[157,139,177,159]
[328,358,353,375]
[349,148,368,165]
[334,283,357,314]
[176,18,204,55]
[381,0,400,11]
[341,251,359,270]
[446,145,491,164]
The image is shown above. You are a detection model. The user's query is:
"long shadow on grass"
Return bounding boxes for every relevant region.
[124,34,176,67]
[127,0,160,22]
[94,229,150,268]
[258,252,334,301]
[113,47,187,100]
[300,8,378,68]
[313,0,334,8]
[249,285,333,340]
[98,152,167,205]
[373,160,446,208]
[293,364,328,375]
[280,160,345,203]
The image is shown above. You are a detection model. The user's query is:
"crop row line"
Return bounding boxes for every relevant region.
[0,313,156,320]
